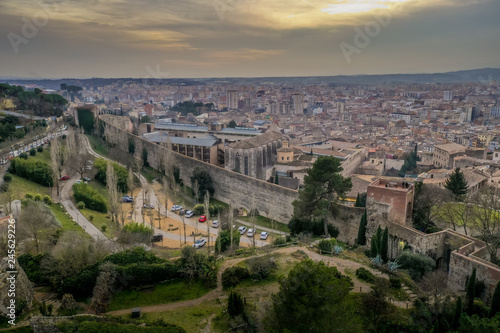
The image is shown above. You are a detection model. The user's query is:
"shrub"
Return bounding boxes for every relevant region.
[37,146,43,152]
[72,183,107,213]
[356,267,376,283]
[25,193,33,199]
[29,148,36,156]
[104,247,164,266]
[19,152,28,159]
[228,291,244,317]
[89,214,94,222]
[62,134,66,139]
[77,201,86,209]
[43,195,52,205]
[390,277,402,289]
[222,266,250,289]
[273,237,286,246]
[34,194,42,201]
[288,218,339,238]
[249,208,259,216]
[3,173,12,182]
[192,204,205,215]
[18,253,49,285]
[318,239,334,253]
[397,250,435,281]
[8,158,53,186]
[101,225,107,232]
[247,256,277,280]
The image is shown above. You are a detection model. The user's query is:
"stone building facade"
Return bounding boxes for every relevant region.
[224,126,285,180]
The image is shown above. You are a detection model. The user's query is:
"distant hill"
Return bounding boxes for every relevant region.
[2,68,499,89]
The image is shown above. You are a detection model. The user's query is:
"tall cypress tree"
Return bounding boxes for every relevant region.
[355,193,361,207]
[444,168,469,201]
[453,296,463,329]
[357,209,367,245]
[465,268,476,314]
[370,234,378,257]
[490,280,500,318]
[380,227,389,262]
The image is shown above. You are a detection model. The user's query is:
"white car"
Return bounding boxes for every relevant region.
[143,203,154,209]
[247,228,255,237]
[193,238,207,249]
[171,205,183,211]
[185,210,194,218]
[211,220,219,228]
[260,232,269,240]
[238,226,247,235]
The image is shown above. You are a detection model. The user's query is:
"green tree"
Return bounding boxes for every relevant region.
[490,281,500,318]
[266,259,357,333]
[453,296,463,330]
[190,167,214,198]
[227,120,237,128]
[381,227,389,262]
[399,144,419,176]
[466,268,476,314]
[357,209,367,245]
[292,156,352,236]
[227,291,244,317]
[215,229,240,253]
[142,148,149,167]
[370,233,379,258]
[444,168,469,201]
[354,192,367,207]
[268,259,358,332]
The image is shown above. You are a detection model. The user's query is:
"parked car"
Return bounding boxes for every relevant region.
[152,234,163,242]
[179,209,185,216]
[83,177,91,182]
[185,210,194,218]
[122,195,133,203]
[75,180,82,184]
[247,228,255,237]
[171,205,183,211]
[238,226,247,235]
[199,215,207,222]
[260,232,269,240]
[60,175,70,180]
[86,166,92,170]
[87,160,93,165]
[211,220,219,228]
[193,238,207,249]
[143,203,154,209]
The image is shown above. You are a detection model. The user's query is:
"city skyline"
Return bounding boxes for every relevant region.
[1,0,499,79]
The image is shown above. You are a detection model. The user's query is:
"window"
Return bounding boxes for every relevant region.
[287,156,289,161]
[282,157,284,160]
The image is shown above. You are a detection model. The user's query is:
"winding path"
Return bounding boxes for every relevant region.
[105,246,415,316]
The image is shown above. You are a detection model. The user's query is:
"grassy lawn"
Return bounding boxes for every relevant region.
[108,279,211,311]
[80,208,118,239]
[85,134,108,157]
[26,148,51,164]
[9,174,51,198]
[141,166,162,183]
[49,203,89,237]
[129,299,222,332]
[239,215,290,233]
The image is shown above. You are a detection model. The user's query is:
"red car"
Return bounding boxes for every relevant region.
[199,215,207,222]
[60,175,70,180]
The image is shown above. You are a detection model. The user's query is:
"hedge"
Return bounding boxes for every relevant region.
[8,157,53,186]
[72,183,107,213]
[104,247,164,266]
[94,158,129,193]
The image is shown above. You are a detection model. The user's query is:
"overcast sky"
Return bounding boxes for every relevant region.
[1,0,499,79]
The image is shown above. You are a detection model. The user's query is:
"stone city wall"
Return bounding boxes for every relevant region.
[101,118,298,222]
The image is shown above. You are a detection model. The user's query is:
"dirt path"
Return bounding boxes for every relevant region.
[106,246,414,316]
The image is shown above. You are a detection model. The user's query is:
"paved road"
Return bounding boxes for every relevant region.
[60,177,110,243]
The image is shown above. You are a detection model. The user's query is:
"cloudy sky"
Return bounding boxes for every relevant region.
[0,0,499,79]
